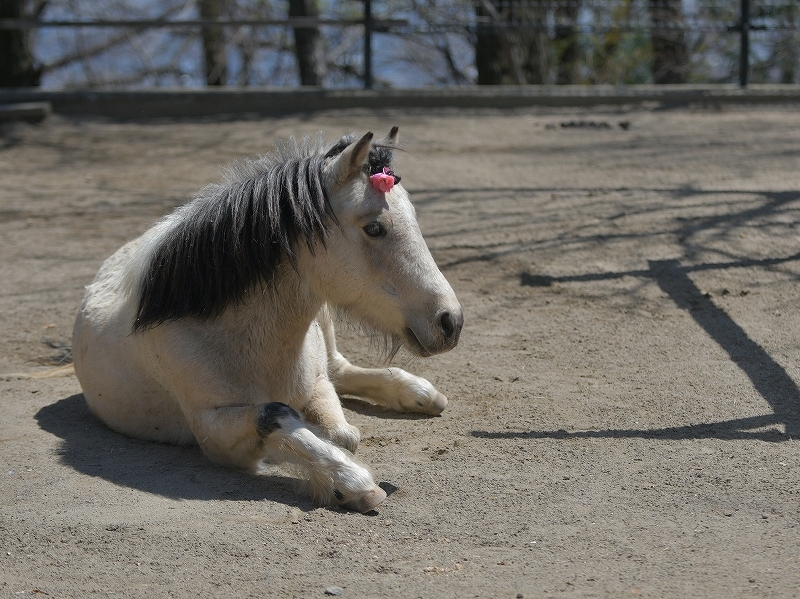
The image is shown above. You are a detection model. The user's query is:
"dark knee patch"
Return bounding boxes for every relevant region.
[257,402,301,438]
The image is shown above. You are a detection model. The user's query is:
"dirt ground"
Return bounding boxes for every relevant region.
[1,103,800,598]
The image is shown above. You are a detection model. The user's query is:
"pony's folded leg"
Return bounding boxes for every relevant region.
[330,359,448,416]
[302,376,360,453]
[271,410,384,512]
[192,402,384,511]
[319,305,447,416]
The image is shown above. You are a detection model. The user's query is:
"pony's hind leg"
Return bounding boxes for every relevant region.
[319,306,448,415]
[192,402,385,512]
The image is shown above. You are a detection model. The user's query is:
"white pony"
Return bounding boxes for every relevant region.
[72,128,463,512]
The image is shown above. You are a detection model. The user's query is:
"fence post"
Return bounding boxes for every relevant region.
[728,0,751,87]
[363,0,373,89]
[739,0,749,87]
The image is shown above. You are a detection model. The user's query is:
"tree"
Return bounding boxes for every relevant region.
[554,0,580,84]
[199,0,228,85]
[0,0,45,87]
[475,0,549,84]
[649,0,689,83]
[289,0,325,86]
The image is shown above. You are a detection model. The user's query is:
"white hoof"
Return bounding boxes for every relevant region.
[405,390,447,415]
[380,368,448,415]
[341,485,387,513]
[396,383,448,415]
[428,391,448,414]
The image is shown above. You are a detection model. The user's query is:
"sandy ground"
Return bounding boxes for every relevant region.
[1,104,800,598]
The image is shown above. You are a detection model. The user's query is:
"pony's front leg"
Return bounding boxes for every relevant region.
[302,376,361,453]
[319,305,447,415]
[331,360,448,416]
[191,402,385,512]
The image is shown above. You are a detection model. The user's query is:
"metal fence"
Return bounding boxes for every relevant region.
[1,0,797,89]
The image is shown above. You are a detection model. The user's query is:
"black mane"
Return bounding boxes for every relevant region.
[133,135,393,332]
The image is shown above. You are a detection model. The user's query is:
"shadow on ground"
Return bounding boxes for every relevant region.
[502,256,800,443]
[35,394,313,508]
[472,414,790,443]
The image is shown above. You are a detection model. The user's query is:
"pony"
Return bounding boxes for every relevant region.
[72,128,463,512]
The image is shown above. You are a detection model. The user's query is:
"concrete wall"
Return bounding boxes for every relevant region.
[1,85,799,119]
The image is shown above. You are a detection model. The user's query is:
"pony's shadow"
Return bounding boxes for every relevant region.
[35,394,313,508]
[341,395,438,420]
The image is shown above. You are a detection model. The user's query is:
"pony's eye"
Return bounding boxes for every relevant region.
[363,222,385,238]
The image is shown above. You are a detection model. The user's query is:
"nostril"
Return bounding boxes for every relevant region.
[438,310,462,340]
[438,311,454,338]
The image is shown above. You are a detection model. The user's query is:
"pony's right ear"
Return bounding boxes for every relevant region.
[328,131,374,187]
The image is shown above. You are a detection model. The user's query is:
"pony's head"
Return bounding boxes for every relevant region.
[309,128,463,357]
[131,127,462,356]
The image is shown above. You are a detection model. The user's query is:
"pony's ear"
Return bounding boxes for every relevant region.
[386,126,399,144]
[328,131,373,187]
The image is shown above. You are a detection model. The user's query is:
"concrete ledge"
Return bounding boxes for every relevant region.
[0,101,52,122]
[0,85,798,119]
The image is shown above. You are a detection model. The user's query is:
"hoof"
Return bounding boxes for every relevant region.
[342,486,387,513]
[428,391,448,414]
[412,391,447,415]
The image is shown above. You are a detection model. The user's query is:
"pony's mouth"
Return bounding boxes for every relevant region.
[404,327,432,357]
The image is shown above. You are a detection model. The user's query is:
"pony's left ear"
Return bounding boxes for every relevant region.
[327,131,373,188]
[386,126,399,144]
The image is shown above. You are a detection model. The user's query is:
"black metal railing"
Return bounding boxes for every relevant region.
[0,0,797,89]
[0,3,406,89]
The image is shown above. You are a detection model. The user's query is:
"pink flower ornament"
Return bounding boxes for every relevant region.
[370,167,396,193]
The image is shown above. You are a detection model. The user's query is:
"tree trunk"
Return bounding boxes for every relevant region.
[554,1,580,84]
[649,0,689,84]
[778,3,797,84]
[289,0,325,86]
[199,0,227,86]
[0,0,41,87]
[475,0,549,85]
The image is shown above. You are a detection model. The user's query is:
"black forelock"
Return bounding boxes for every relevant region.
[324,133,397,176]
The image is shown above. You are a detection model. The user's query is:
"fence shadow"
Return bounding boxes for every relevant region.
[472,414,789,443]
[505,255,800,443]
[414,186,800,273]
[35,393,314,509]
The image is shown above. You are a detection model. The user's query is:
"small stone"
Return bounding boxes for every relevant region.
[324,586,343,596]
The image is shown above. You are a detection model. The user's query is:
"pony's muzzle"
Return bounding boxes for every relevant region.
[404,304,463,356]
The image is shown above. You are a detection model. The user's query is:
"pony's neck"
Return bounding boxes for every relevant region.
[222,259,323,357]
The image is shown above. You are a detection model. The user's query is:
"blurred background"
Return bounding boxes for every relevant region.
[0,0,798,90]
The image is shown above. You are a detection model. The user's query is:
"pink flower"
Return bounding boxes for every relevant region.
[370,167,396,193]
